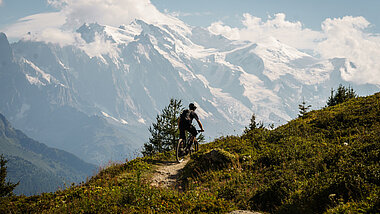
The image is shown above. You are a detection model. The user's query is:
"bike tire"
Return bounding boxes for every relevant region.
[176,139,186,163]
[194,139,199,152]
[189,139,199,155]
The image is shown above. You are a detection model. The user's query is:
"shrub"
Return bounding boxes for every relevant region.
[182,148,237,179]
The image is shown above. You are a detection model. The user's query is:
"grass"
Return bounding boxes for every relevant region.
[0,93,379,213]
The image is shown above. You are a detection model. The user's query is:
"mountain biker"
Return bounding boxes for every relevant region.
[178,103,204,152]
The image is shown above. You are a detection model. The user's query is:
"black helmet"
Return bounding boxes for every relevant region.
[189,103,197,110]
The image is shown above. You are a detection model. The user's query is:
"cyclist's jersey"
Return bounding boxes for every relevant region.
[189,110,199,123]
[180,110,199,128]
[179,110,199,141]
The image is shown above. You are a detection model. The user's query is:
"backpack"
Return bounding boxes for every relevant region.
[180,109,192,125]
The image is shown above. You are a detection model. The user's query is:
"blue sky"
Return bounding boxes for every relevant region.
[0,0,55,30]
[151,0,380,32]
[1,0,379,33]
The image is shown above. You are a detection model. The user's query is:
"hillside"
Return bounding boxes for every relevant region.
[0,113,97,196]
[0,93,379,213]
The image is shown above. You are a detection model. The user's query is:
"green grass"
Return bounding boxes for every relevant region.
[1,93,379,213]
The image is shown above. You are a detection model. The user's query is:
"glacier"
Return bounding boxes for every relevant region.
[0,19,379,165]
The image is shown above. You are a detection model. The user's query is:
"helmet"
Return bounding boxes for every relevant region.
[189,103,197,110]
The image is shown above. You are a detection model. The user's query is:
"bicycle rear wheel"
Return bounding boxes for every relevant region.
[176,139,186,163]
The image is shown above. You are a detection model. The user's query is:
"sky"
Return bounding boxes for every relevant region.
[152,0,380,31]
[0,0,379,85]
[1,0,379,37]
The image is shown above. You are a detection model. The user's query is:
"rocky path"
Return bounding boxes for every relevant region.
[150,158,189,189]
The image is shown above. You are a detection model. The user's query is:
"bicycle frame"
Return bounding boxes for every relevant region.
[176,130,202,163]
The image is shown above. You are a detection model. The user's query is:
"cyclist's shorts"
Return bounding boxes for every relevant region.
[179,124,197,141]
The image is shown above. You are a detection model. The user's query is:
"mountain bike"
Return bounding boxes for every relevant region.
[176,130,202,163]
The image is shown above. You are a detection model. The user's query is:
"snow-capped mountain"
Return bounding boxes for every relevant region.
[0,20,378,164]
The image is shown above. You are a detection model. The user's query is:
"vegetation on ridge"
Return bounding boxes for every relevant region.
[142,98,183,156]
[142,98,205,156]
[0,92,379,213]
[0,155,19,197]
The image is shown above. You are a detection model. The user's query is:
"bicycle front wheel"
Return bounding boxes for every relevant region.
[176,139,186,163]
[194,139,199,152]
[189,139,199,155]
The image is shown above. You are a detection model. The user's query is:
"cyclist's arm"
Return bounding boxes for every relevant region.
[196,119,204,132]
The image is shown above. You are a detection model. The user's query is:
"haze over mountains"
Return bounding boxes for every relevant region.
[0,18,378,165]
[0,113,96,196]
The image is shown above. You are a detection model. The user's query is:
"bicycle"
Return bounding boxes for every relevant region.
[176,130,202,163]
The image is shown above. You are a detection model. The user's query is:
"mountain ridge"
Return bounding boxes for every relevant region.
[0,112,96,196]
[0,19,379,164]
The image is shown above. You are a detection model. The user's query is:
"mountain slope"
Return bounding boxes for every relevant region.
[0,113,97,196]
[1,93,378,213]
[0,19,379,165]
[0,33,142,164]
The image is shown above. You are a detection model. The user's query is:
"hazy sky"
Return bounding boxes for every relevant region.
[0,0,379,85]
[1,0,379,33]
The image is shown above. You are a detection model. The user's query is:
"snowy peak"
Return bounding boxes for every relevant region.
[236,39,332,84]
[191,27,248,51]
[75,19,191,47]
[77,23,109,43]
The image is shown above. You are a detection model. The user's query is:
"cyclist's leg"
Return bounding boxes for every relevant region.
[179,126,186,143]
[177,127,187,156]
[187,125,197,149]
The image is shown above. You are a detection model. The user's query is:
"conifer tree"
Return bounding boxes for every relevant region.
[327,84,357,107]
[142,98,183,156]
[0,155,19,197]
[298,98,311,117]
[244,113,264,133]
[248,113,257,130]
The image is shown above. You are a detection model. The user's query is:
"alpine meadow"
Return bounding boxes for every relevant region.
[1,92,379,213]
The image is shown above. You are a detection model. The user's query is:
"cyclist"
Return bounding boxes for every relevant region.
[178,103,204,152]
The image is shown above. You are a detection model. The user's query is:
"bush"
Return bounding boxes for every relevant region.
[0,155,19,197]
[182,148,237,179]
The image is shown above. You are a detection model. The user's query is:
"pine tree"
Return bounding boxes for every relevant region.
[244,113,264,133]
[248,113,257,130]
[327,84,357,107]
[1,155,19,197]
[298,98,311,117]
[142,98,183,156]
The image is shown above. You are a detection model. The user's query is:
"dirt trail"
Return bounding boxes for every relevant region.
[150,158,262,214]
[150,158,189,189]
